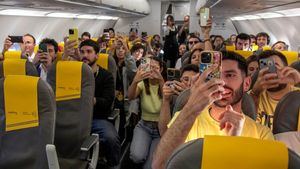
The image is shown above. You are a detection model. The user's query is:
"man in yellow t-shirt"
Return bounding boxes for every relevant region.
[152,51,274,169]
[250,50,300,127]
[170,107,273,142]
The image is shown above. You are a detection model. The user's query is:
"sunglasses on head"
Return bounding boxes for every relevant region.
[188,41,199,45]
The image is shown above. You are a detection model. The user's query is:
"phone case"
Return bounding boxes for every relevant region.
[167,68,181,81]
[39,43,48,53]
[199,51,222,81]
[69,28,79,48]
[259,58,276,73]
[141,58,151,72]
[200,8,210,27]
[9,36,23,43]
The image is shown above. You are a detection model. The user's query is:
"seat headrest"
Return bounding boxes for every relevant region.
[0,59,39,78]
[173,89,190,115]
[273,91,300,134]
[201,136,288,169]
[4,75,39,131]
[280,51,298,65]
[234,50,253,59]
[2,59,26,76]
[55,61,83,101]
[56,52,63,61]
[250,70,259,89]
[290,61,300,72]
[167,136,300,169]
[97,53,109,70]
[225,45,235,51]
[241,93,257,120]
[4,51,22,59]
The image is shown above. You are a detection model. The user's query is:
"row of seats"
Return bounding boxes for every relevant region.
[0,60,99,169]
[225,45,299,65]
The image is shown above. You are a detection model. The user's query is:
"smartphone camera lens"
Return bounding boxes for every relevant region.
[168,70,175,77]
[201,53,212,63]
[69,29,74,34]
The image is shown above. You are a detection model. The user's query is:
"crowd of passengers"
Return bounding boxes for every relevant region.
[0,14,299,169]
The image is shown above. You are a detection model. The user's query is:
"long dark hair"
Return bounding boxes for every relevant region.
[167,15,175,26]
[143,56,166,98]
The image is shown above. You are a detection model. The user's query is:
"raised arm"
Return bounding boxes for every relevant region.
[152,66,225,169]
[127,68,151,100]
[201,18,213,51]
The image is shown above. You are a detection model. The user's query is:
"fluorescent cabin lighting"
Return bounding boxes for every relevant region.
[46,12,78,18]
[256,12,283,19]
[77,15,118,20]
[0,9,48,17]
[231,8,300,20]
[277,8,300,17]
[77,15,98,19]
[0,8,119,20]
[242,15,261,20]
[231,16,246,21]
[96,16,119,20]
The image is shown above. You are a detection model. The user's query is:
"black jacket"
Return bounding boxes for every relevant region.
[93,66,115,119]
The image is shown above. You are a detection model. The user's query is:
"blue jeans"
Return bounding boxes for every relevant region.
[92,119,121,167]
[130,120,161,169]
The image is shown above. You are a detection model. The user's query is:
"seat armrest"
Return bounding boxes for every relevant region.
[46,144,60,169]
[80,134,99,169]
[80,134,99,152]
[108,109,120,121]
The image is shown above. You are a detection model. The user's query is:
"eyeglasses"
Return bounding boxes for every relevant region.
[188,41,199,45]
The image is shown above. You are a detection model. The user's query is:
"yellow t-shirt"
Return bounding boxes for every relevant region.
[168,108,274,143]
[258,86,300,116]
[137,81,162,122]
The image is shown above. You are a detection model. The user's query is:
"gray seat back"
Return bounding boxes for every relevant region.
[250,70,259,90]
[0,76,56,169]
[173,89,257,120]
[0,59,38,78]
[290,61,300,72]
[273,91,300,134]
[291,61,300,88]
[172,89,190,115]
[108,54,117,84]
[47,61,95,168]
[167,138,300,169]
[241,92,257,120]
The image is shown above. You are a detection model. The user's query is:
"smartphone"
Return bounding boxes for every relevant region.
[141,32,148,42]
[167,68,181,81]
[140,57,151,72]
[69,28,78,48]
[200,7,210,27]
[259,58,277,73]
[9,36,23,43]
[142,32,147,37]
[199,51,222,81]
[39,43,48,53]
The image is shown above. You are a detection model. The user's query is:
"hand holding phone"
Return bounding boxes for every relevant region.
[167,68,181,81]
[8,36,23,43]
[39,43,48,53]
